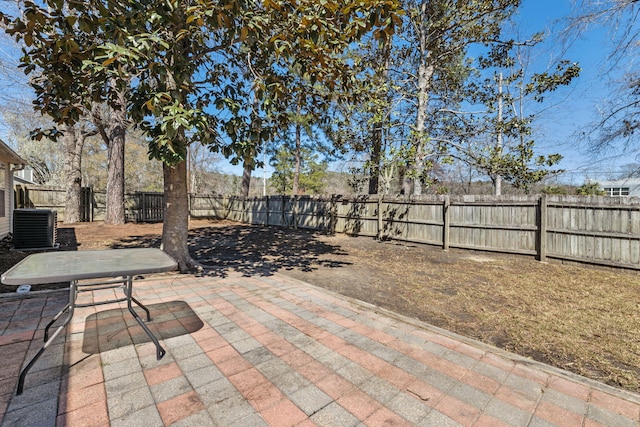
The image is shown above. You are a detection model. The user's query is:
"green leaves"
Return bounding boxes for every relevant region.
[2,0,404,170]
[475,137,565,193]
[526,61,582,102]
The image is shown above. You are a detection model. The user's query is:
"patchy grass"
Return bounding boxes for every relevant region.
[464,261,640,391]
[308,239,640,392]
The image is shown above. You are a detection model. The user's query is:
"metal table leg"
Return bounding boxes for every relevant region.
[43,302,71,342]
[17,276,166,394]
[17,283,77,395]
[124,276,166,360]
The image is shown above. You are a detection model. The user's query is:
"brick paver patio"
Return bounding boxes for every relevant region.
[1,272,639,426]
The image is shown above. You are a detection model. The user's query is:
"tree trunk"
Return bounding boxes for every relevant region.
[399,166,412,195]
[368,140,380,195]
[293,121,301,196]
[241,88,259,198]
[63,124,84,223]
[412,60,434,196]
[494,72,503,196]
[369,40,391,195]
[241,161,252,197]
[105,110,126,224]
[161,160,199,272]
[412,5,435,196]
[92,89,127,225]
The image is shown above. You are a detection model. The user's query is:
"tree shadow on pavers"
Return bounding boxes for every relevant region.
[82,301,203,354]
[190,224,351,278]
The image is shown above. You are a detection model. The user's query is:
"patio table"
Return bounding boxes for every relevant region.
[1,248,177,394]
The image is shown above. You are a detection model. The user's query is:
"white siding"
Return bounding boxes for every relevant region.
[0,161,9,239]
[598,178,640,197]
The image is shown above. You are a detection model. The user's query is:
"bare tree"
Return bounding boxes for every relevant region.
[568,1,640,155]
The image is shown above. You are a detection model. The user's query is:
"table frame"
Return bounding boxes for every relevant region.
[18,276,166,395]
[1,248,176,395]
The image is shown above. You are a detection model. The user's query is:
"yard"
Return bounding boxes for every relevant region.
[1,218,639,393]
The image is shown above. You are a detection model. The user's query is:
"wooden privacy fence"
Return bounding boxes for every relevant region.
[15,185,640,271]
[133,192,164,222]
[190,194,331,230]
[192,194,640,271]
[14,185,163,223]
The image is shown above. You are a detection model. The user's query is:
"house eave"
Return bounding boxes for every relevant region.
[0,139,27,167]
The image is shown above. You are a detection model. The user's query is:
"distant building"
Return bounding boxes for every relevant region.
[597,178,640,197]
[0,140,27,239]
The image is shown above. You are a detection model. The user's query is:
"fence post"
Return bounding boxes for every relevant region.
[224,195,231,219]
[377,193,383,240]
[443,195,450,251]
[89,187,94,222]
[538,194,548,262]
[139,192,145,222]
[14,185,24,208]
[329,195,337,235]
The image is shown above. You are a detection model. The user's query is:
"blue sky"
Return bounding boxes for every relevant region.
[511,0,633,184]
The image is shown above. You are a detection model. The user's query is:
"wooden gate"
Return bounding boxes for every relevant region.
[134,192,164,222]
[80,187,93,222]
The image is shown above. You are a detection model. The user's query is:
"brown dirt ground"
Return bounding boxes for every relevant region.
[2,219,639,393]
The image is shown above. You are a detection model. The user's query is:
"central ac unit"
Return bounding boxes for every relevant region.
[13,209,58,250]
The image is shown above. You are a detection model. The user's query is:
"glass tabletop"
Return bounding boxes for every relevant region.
[1,248,178,285]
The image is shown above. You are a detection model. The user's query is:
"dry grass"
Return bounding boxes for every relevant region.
[321,239,640,392]
[465,261,640,391]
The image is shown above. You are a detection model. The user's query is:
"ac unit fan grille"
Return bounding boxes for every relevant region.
[13,209,57,250]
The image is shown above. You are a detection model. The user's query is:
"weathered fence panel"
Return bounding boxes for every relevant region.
[335,197,378,237]
[80,187,94,222]
[290,197,330,230]
[16,185,66,212]
[204,193,640,271]
[15,185,98,222]
[265,196,286,226]
[132,192,164,222]
[190,194,229,219]
[544,196,640,268]
[449,197,538,255]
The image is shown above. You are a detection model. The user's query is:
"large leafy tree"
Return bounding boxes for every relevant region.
[5,0,401,270]
[328,0,524,196]
[336,0,579,196]
[452,39,580,194]
[270,144,328,195]
[327,38,398,195]
[93,1,243,270]
[243,1,395,197]
[0,1,133,224]
[398,0,522,196]
[1,2,88,222]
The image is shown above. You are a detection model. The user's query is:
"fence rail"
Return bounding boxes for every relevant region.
[15,184,640,271]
